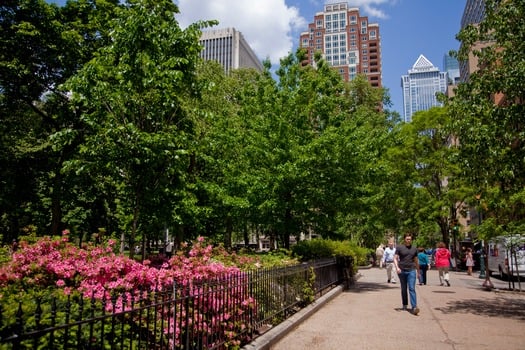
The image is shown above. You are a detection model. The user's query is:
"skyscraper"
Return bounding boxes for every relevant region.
[299,2,382,87]
[401,54,447,122]
[443,54,460,85]
[199,27,263,74]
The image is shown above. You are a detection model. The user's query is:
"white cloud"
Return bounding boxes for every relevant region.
[175,0,306,65]
[329,0,392,19]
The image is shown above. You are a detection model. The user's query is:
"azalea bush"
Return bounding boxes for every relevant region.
[0,232,255,349]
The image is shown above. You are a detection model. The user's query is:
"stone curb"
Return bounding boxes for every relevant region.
[241,285,344,350]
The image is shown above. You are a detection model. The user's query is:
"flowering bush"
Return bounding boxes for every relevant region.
[0,232,255,348]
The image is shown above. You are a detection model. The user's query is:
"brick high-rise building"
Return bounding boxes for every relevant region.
[459,0,486,82]
[299,2,382,87]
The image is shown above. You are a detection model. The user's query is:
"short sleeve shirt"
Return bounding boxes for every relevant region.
[396,244,418,270]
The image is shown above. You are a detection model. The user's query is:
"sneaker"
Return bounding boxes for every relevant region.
[446,280,450,286]
[391,280,396,284]
[387,279,390,283]
[412,307,420,316]
[402,305,407,311]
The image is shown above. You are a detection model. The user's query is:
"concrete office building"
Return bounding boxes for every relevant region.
[299,2,382,87]
[401,54,447,122]
[199,27,263,74]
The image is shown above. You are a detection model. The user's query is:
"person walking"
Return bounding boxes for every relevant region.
[375,244,385,268]
[382,239,396,283]
[417,247,429,285]
[434,242,451,286]
[394,233,420,315]
[465,247,474,275]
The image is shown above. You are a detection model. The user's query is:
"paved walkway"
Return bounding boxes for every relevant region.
[245,267,525,350]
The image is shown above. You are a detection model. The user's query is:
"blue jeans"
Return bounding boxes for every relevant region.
[398,269,417,309]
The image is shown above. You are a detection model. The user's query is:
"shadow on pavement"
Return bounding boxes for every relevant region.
[436,297,525,321]
[344,281,392,293]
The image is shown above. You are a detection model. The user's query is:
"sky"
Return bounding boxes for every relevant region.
[50,0,467,116]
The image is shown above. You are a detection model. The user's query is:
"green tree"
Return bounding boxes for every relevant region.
[385,107,473,245]
[450,0,525,240]
[64,0,217,257]
[0,0,121,240]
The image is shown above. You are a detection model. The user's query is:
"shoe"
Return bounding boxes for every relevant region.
[446,280,450,287]
[402,305,407,311]
[391,280,396,284]
[440,283,444,286]
[412,307,420,316]
[387,279,390,283]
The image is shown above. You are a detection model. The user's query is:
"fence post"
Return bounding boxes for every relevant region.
[336,256,354,290]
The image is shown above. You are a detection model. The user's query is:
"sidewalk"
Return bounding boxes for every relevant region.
[246,267,525,350]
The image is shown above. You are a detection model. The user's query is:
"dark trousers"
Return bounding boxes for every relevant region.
[419,265,428,285]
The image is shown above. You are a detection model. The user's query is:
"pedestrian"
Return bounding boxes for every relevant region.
[375,244,385,268]
[465,247,474,275]
[165,240,174,258]
[417,247,429,285]
[382,239,396,283]
[10,239,18,255]
[393,233,420,315]
[434,242,451,286]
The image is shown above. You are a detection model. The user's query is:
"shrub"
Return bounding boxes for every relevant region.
[291,238,368,267]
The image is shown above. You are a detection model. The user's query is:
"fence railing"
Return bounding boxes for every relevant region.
[0,257,352,349]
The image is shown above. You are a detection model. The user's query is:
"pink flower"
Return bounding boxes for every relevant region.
[56,279,66,287]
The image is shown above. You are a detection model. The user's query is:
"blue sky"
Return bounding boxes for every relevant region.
[50,0,466,115]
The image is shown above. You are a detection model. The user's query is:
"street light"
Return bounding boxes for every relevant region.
[476,195,486,279]
[475,194,493,289]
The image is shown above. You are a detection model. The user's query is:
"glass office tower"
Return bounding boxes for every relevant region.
[401,54,447,122]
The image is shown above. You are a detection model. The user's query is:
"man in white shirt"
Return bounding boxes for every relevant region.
[382,239,396,283]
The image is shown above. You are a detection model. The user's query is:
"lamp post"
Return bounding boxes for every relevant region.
[475,194,493,289]
[477,196,486,279]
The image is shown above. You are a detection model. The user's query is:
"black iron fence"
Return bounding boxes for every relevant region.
[0,257,352,349]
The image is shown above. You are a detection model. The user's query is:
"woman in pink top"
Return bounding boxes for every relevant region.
[434,242,451,286]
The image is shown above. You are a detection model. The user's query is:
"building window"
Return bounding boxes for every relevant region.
[349,15,357,24]
[361,27,367,34]
[316,19,323,28]
[361,36,367,41]
[369,30,376,39]
[361,20,367,27]
[316,31,322,37]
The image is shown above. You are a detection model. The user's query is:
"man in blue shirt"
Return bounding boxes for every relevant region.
[382,239,396,283]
